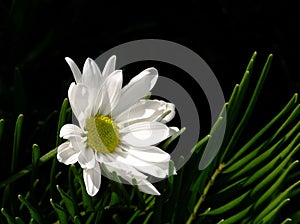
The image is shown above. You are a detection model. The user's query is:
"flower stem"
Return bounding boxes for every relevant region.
[0,147,57,188]
[186,163,225,224]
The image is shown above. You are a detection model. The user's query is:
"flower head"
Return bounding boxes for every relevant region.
[57,55,178,196]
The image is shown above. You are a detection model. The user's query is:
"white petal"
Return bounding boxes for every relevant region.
[82,58,102,89]
[97,70,122,115]
[98,155,161,195]
[57,142,80,165]
[102,55,116,78]
[65,57,82,84]
[69,135,86,151]
[136,179,160,195]
[115,100,176,125]
[78,148,96,169]
[168,127,179,137]
[127,146,170,163]
[106,161,148,179]
[112,68,158,117]
[60,124,82,139]
[114,151,169,178]
[68,83,91,125]
[83,163,101,196]
[120,122,170,147]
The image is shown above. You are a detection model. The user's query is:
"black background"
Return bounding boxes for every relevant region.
[0,0,299,163]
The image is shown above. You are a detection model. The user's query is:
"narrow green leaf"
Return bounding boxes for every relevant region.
[247,143,299,194]
[109,191,120,206]
[111,171,130,204]
[281,218,292,224]
[271,104,300,143]
[168,160,175,194]
[50,198,68,224]
[142,211,154,224]
[18,194,42,223]
[86,212,96,224]
[112,213,122,224]
[228,132,300,182]
[127,209,141,224]
[15,217,26,224]
[245,51,257,71]
[254,181,300,222]
[191,135,210,154]
[253,159,299,209]
[215,177,246,195]
[0,119,4,144]
[226,51,256,133]
[70,165,93,212]
[204,191,250,215]
[1,208,15,224]
[187,164,212,212]
[56,185,76,217]
[93,192,110,224]
[199,115,226,169]
[219,205,252,224]
[227,138,284,181]
[255,199,290,224]
[169,156,185,223]
[51,98,69,196]
[132,178,145,208]
[11,114,24,174]
[226,93,298,167]
[56,98,69,147]
[31,144,40,172]
[226,72,249,136]
[74,216,81,224]
[221,54,273,162]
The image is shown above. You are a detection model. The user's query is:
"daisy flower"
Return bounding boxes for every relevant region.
[57,55,178,196]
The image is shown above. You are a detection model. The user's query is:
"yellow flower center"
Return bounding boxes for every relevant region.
[85,114,120,153]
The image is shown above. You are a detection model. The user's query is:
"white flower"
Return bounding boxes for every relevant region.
[57,55,178,196]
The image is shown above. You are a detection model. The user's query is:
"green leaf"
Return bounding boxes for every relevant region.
[18,194,42,223]
[56,185,77,217]
[51,98,69,196]
[225,93,298,168]
[127,209,142,224]
[74,216,81,224]
[255,199,290,224]
[221,54,273,162]
[11,114,24,174]
[204,191,250,215]
[252,160,298,209]
[15,217,26,224]
[1,208,15,224]
[143,211,154,224]
[0,119,4,144]
[70,165,93,212]
[56,98,69,147]
[281,218,292,224]
[249,146,299,198]
[32,144,40,169]
[219,205,252,224]
[50,198,68,224]
[254,181,300,222]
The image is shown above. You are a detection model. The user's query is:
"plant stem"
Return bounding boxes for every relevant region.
[186,163,225,224]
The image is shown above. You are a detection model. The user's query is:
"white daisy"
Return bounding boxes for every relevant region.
[57,55,178,196]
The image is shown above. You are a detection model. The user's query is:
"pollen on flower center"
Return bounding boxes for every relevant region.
[85,114,120,153]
